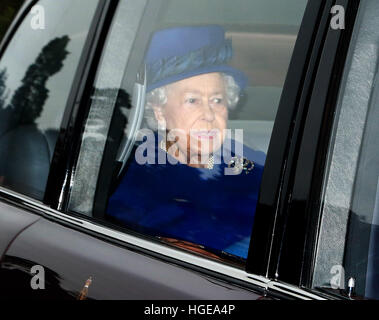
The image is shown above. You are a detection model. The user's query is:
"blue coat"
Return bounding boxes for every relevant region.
[107,134,265,259]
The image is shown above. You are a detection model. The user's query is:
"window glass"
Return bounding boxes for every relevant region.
[312,0,379,299]
[0,0,24,43]
[0,0,99,200]
[69,0,308,264]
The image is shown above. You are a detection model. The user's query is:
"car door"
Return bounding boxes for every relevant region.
[0,0,38,262]
[279,0,379,300]
[0,0,347,300]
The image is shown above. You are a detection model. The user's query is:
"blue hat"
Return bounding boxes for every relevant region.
[144,25,248,92]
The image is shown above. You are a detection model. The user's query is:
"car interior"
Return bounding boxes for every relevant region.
[0,118,58,200]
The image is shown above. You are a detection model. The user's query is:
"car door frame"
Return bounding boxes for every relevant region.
[247,0,361,295]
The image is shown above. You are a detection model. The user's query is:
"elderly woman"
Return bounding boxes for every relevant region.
[107,26,265,260]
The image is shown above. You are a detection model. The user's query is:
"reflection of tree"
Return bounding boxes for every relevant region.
[9,36,70,125]
[0,68,11,136]
[0,36,71,195]
[93,88,131,112]
[71,87,131,215]
[0,68,7,109]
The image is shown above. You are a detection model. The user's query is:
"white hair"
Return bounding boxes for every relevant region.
[144,73,241,130]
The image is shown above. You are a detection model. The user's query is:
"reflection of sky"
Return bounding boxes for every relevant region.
[0,0,98,130]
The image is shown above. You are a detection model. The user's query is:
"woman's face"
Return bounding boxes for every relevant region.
[154,72,228,160]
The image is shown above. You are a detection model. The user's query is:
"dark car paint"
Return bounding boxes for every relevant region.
[0,216,264,300]
[0,201,40,260]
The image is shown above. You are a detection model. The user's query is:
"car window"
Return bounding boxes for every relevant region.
[312,0,379,299]
[0,0,24,43]
[68,0,308,265]
[0,0,99,200]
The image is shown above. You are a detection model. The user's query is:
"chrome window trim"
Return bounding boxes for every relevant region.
[0,186,326,300]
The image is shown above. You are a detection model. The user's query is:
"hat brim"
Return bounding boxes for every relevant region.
[146,64,248,92]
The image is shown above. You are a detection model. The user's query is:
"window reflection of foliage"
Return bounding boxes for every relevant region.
[68,87,130,214]
[85,87,129,140]
[0,68,11,136]
[8,36,70,125]
[0,0,24,43]
[93,88,130,112]
[0,68,7,109]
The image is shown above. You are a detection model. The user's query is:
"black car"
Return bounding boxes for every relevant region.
[0,0,378,300]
